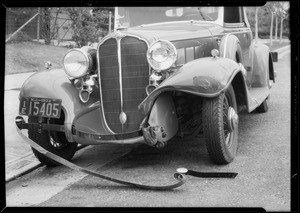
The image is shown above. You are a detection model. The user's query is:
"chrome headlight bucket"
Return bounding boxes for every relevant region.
[63,47,95,78]
[146,40,177,71]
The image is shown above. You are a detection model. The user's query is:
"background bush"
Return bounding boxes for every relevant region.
[6,31,32,43]
[65,7,113,47]
[246,6,290,39]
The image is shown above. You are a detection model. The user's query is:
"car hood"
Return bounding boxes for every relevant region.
[115,21,222,44]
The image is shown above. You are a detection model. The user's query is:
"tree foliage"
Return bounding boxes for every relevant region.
[246,3,290,39]
[64,7,114,47]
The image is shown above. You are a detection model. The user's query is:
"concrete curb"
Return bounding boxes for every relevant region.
[276,45,291,60]
[6,161,42,182]
[5,145,88,182]
[276,45,290,55]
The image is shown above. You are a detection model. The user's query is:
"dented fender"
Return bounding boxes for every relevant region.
[139,57,242,115]
[142,93,178,147]
[19,69,99,141]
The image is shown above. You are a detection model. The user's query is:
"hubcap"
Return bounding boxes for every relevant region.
[227,107,239,132]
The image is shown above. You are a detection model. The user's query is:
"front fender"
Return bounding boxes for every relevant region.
[19,69,99,141]
[139,57,242,115]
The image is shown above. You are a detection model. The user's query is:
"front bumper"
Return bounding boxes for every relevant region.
[15,116,186,190]
[15,116,149,146]
[72,127,146,145]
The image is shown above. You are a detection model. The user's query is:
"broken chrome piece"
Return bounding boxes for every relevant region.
[142,125,158,146]
[176,168,188,174]
[142,125,168,147]
[176,168,238,178]
[155,141,167,149]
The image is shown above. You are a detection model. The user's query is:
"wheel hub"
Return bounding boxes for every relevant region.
[227,107,239,132]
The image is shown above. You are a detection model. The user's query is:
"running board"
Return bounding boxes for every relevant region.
[247,87,270,112]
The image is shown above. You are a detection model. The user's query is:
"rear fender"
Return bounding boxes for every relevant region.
[249,42,271,87]
[139,57,243,115]
[19,69,99,141]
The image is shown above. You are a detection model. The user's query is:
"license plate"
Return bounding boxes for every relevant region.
[19,97,62,118]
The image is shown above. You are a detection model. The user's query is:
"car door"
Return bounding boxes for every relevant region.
[223,7,252,70]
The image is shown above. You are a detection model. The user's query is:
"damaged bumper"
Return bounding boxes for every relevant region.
[15,116,169,147]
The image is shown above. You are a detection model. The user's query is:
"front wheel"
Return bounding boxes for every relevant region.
[28,116,78,167]
[202,85,239,164]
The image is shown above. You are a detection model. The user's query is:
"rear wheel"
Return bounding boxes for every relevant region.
[202,85,239,164]
[28,116,78,167]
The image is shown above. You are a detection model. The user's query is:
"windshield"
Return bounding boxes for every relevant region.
[116,7,219,28]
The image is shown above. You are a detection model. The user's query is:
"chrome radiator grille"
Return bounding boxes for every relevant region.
[98,35,149,133]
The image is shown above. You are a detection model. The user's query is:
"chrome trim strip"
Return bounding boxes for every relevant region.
[96,39,114,133]
[75,135,145,145]
[97,31,150,134]
[116,37,124,132]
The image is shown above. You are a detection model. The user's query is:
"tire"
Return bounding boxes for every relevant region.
[256,96,269,113]
[202,85,239,164]
[28,116,78,167]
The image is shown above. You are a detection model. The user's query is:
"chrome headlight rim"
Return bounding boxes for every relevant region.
[63,48,93,78]
[146,40,177,72]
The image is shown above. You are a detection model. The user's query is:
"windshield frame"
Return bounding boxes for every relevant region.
[113,7,224,31]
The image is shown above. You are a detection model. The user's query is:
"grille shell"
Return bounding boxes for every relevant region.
[98,35,149,133]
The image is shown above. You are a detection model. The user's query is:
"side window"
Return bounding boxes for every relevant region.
[224,7,245,27]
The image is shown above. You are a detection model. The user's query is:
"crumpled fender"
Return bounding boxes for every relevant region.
[19,69,99,141]
[139,57,242,115]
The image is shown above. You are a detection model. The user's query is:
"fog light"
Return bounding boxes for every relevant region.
[79,90,90,103]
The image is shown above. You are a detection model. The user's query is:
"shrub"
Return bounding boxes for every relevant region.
[65,7,113,47]
[6,31,32,43]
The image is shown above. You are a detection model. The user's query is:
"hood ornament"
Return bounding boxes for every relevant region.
[112,30,126,40]
[119,111,127,124]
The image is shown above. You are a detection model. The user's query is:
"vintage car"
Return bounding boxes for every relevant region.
[16,6,276,167]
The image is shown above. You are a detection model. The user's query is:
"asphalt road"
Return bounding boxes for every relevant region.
[5,53,291,210]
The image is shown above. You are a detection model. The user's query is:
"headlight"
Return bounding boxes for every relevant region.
[147,40,177,71]
[63,48,93,78]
